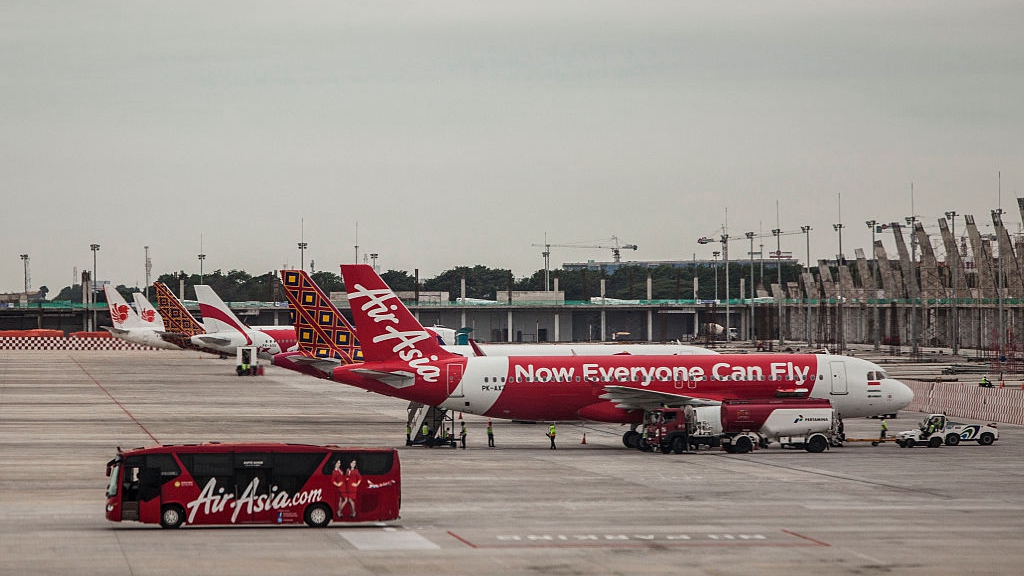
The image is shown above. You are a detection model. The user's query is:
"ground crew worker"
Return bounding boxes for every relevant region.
[421,423,431,447]
[487,420,495,448]
[405,424,412,446]
[460,422,467,449]
[548,423,557,450]
[879,418,888,441]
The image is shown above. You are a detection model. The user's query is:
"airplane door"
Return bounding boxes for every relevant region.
[829,361,848,395]
[447,363,464,397]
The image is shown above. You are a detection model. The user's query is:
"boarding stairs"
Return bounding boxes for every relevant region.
[407,402,456,447]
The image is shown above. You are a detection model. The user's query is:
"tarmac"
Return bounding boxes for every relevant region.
[1,349,1022,576]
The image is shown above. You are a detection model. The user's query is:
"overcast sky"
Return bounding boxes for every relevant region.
[2,1,1022,293]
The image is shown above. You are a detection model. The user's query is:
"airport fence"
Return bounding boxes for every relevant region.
[906,380,1024,426]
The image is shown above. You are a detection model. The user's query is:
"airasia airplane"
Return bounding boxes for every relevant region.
[102,285,182,350]
[331,264,913,446]
[272,269,715,380]
[191,285,297,359]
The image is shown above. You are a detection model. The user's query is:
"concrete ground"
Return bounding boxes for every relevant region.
[1,349,1021,576]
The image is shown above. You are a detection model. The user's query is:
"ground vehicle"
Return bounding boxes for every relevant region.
[638,399,835,455]
[895,414,999,448]
[105,443,400,528]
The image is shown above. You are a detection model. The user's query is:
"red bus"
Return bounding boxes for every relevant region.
[105,443,400,528]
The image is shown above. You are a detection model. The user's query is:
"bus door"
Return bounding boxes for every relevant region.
[120,455,172,523]
[234,453,272,523]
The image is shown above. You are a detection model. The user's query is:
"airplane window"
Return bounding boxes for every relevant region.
[501,377,506,382]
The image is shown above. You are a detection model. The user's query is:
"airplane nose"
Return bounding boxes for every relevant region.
[891,379,914,410]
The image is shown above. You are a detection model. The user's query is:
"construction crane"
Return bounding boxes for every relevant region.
[531,235,638,291]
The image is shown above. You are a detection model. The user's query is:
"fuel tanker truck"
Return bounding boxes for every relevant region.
[639,398,836,455]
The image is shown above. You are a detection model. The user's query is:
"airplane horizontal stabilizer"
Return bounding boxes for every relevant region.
[349,368,416,389]
[102,326,130,335]
[194,335,233,346]
[599,385,721,411]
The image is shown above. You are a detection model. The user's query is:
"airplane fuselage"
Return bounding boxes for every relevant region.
[332,353,913,423]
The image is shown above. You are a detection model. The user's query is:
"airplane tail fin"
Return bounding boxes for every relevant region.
[279,270,362,363]
[153,282,205,337]
[132,292,165,330]
[193,285,249,336]
[340,264,456,364]
[104,285,143,329]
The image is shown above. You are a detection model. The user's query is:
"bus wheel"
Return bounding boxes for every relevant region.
[304,503,332,528]
[160,505,185,529]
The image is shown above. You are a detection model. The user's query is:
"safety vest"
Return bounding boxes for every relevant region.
[549,425,556,437]
[881,421,888,430]
[421,424,429,435]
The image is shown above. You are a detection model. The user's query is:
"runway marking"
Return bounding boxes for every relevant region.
[70,356,159,443]
[340,528,440,550]
[447,529,830,549]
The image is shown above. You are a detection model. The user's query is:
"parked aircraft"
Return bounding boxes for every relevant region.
[191,285,297,359]
[101,285,181,350]
[132,293,163,328]
[331,264,913,444]
[272,269,715,378]
[151,282,219,354]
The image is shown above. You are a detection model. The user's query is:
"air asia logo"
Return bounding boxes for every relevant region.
[185,477,323,524]
[141,309,156,323]
[111,303,130,324]
[793,414,830,424]
[347,283,440,382]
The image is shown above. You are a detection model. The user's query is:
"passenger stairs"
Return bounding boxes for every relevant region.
[407,402,456,447]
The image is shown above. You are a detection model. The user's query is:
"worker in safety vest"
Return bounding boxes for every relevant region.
[405,424,412,446]
[460,422,467,449]
[487,420,494,448]
[879,418,888,441]
[548,423,557,450]
[421,423,431,447]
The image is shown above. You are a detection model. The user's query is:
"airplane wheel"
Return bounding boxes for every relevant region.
[945,434,960,446]
[622,431,640,449]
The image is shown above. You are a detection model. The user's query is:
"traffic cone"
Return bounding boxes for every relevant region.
[459,412,463,420]
[581,433,587,445]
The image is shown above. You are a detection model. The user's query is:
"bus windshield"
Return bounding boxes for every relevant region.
[106,463,121,498]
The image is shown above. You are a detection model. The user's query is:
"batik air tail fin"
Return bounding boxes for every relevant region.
[279,270,362,372]
[152,281,207,350]
[132,292,165,330]
[103,285,143,331]
[340,264,458,364]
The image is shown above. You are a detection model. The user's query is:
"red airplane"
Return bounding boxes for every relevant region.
[333,265,913,447]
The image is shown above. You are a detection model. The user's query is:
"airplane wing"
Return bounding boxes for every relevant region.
[193,335,233,346]
[349,368,416,389]
[599,385,722,411]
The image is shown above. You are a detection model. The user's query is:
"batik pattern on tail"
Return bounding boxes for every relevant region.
[153,282,206,351]
[280,270,362,363]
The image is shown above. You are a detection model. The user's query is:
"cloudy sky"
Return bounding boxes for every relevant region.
[2,1,1022,293]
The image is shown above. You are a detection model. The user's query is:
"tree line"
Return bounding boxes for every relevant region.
[49,262,807,304]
